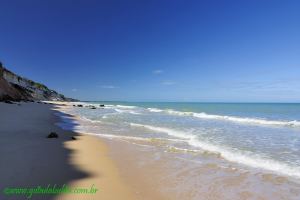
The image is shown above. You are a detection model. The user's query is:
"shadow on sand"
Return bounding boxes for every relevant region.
[0,103,94,200]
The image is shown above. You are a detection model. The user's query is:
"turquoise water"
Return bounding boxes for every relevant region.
[64,102,300,179]
[91,102,300,121]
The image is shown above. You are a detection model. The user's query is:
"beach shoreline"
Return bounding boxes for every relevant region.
[55,101,300,200]
[1,101,300,200]
[0,101,164,200]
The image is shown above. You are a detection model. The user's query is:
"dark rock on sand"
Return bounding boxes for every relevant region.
[4,100,14,104]
[71,136,77,140]
[77,105,83,107]
[47,132,58,138]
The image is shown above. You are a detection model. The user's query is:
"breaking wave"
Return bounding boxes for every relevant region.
[130,122,300,178]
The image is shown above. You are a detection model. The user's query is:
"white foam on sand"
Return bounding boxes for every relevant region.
[130,122,300,178]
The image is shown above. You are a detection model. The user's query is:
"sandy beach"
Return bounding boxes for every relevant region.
[1,101,300,200]
[0,102,164,200]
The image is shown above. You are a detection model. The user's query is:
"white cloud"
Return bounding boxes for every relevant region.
[153,69,163,74]
[101,85,119,89]
[161,81,175,85]
[71,88,77,92]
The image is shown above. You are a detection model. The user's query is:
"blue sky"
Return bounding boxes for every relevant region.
[0,0,299,102]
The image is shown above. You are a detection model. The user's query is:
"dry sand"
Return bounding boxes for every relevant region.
[0,102,146,200]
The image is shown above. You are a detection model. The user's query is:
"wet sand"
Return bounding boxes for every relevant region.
[104,137,300,200]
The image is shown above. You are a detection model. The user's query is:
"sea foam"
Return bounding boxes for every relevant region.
[130,122,300,178]
[146,108,300,127]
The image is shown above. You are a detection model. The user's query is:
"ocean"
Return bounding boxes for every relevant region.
[57,102,300,199]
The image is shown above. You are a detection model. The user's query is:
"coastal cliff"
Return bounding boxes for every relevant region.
[0,62,75,102]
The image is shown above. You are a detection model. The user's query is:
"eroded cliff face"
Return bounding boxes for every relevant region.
[0,62,75,101]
